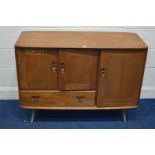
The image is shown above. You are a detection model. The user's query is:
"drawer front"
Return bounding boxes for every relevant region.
[20,91,96,109]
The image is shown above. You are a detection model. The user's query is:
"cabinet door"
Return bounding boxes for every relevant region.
[59,49,98,90]
[16,48,58,90]
[96,50,147,107]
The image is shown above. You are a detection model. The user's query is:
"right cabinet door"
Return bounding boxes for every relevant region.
[58,49,98,90]
[96,50,147,108]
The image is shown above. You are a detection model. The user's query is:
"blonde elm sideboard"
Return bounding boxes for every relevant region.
[15,31,148,123]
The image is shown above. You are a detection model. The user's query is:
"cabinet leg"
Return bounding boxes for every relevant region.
[31,110,36,123]
[122,110,127,123]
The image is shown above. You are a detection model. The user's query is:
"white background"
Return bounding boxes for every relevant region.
[0,0,155,155]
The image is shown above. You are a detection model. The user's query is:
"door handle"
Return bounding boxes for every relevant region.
[50,62,57,73]
[100,68,106,78]
[60,63,65,74]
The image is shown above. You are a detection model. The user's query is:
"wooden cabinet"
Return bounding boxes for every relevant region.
[15,31,148,121]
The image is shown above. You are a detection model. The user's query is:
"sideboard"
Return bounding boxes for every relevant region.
[15,31,148,122]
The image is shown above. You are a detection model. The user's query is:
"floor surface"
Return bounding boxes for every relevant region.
[0,99,155,129]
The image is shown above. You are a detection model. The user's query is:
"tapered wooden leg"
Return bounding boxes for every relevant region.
[122,110,127,123]
[31,110,36,123]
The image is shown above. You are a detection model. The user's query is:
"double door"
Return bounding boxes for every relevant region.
[16,48,98,91]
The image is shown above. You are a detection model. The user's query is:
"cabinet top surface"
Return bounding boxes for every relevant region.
[15,31,148,49]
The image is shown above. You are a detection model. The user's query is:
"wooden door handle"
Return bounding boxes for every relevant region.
[51,62,57,72]
[100,68,106,78]
[60,63,65,73]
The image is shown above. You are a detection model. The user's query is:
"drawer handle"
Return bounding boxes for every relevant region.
[51,62,57,72]
[100,68,106,78]
[75,96,86,103]
[60,63,65,74]
[30,96,41,102]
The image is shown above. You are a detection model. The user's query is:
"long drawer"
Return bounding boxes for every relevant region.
[20,91,96,109]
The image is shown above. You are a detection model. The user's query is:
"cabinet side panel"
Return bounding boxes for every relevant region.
[15,48,22,101]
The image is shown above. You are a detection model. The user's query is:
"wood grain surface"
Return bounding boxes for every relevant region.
[96,49,147,107]
[15,31,148,110]
[20,90,96,108]
[15,31,148,49]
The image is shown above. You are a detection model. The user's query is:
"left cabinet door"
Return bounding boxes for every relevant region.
[16,48,58,90]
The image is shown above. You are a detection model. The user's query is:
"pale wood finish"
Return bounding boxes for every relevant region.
[96,49,147,107]
[15,31,148,49]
